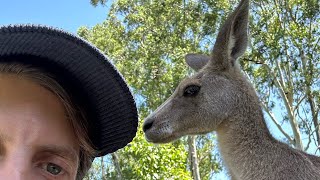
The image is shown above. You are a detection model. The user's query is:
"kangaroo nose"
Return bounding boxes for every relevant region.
[143,120,154,132]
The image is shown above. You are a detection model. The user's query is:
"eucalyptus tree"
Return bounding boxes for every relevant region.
[81,0,320,179]
[80,0,226,179]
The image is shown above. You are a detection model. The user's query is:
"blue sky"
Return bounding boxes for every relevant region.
[0,0,109,33]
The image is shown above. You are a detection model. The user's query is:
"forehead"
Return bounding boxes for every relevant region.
[0,74,66,122]
[178,72,203,87]
[0,74,79,154]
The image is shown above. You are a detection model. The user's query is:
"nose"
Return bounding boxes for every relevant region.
[143,119,154,132]
[0,152,32,180]
[0,163,29,179]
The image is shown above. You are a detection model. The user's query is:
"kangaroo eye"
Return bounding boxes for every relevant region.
[183,85,201,97]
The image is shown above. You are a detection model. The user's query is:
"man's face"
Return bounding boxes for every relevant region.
[0,74,80,180]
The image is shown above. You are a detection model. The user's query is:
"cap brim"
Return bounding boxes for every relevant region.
[0,24,138,156]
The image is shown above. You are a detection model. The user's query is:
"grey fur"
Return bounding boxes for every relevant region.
[143,0,320,179]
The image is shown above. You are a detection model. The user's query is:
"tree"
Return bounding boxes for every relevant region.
[81,0,320,179]
[90,0,107,7]
[246,0,320,152]
[80,0,225,179]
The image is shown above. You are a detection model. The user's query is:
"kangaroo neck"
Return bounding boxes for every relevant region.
[216,103,276,178]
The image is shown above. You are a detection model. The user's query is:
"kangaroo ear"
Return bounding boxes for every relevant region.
[210,0,249,70]
[185,54,210,71]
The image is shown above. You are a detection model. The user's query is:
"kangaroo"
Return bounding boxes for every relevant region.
[142,0,320,179]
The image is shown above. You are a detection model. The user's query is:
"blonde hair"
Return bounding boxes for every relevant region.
[0,62,95,179]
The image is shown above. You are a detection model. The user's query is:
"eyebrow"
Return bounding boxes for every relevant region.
[37,145,79,164]
[0,133,78,165]
[0,133,8,154]
[0,132,11,142]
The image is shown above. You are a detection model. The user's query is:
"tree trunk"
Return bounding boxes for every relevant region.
[188,135,201,180]
[300,49,320,149]
[101,157,104,179]
[112,152,123,180]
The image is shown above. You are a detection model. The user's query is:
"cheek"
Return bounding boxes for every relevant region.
[193,96,226,129]
[172,105,201,131]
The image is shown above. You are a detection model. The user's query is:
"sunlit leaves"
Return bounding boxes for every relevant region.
[82,0,320,178]
[80,0,227,179]
[247,0,320,150]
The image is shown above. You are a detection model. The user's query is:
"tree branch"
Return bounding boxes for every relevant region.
[261,102,294,144]
[262,64,303,149]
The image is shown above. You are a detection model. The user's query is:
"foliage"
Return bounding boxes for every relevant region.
[81,0,320,179]
[80,0,226,179]
[90,0,107,7]
[245,0,320,151]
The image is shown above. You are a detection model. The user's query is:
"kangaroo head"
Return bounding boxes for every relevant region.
[143,0,250,143]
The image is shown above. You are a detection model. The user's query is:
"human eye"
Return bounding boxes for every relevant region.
[39,161,70,178]
[34,148,78,179]
[42,162,64,176]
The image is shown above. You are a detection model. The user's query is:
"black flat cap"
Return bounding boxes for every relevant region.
[0,24,138,156]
